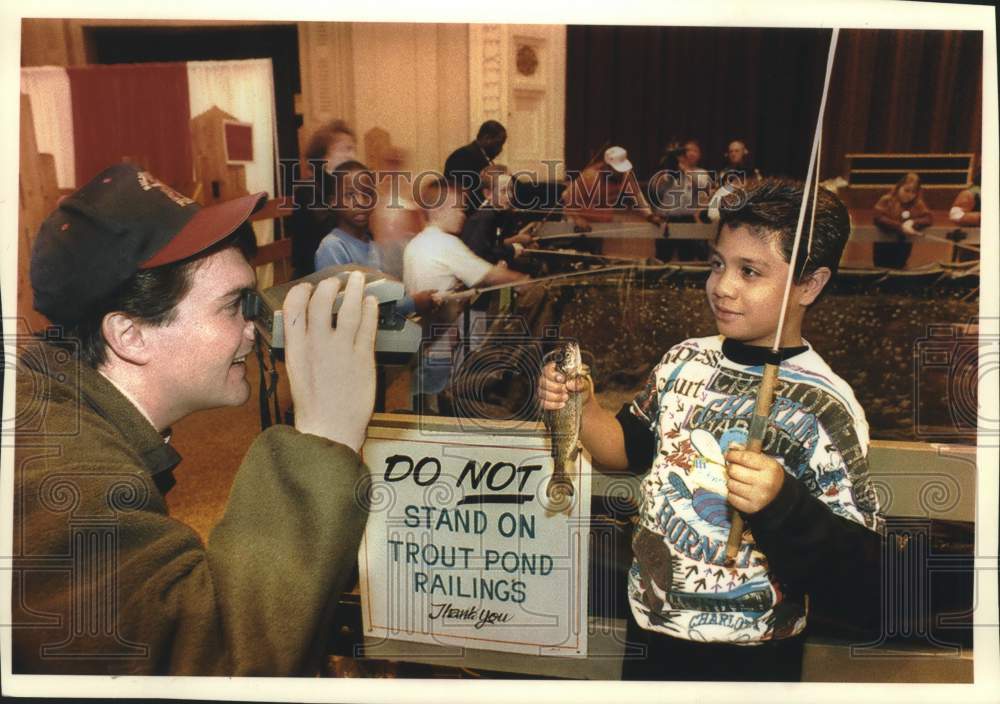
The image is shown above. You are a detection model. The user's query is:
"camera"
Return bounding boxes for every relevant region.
[241,265,422,359]
[914,321,997,444]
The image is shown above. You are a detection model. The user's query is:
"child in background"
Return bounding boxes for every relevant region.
[315,161,434,317]
[404,178,528,412]
[872,171,932,268]
[314,161,382,271]
[538,178,883,681]
[290,120,359,278]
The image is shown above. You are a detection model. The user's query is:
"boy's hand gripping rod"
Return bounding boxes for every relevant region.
[724,28,840,566]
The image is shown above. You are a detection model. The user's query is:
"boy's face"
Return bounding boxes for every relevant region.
[706,225,804,347]
[339,169,375,230]
[144,247,257,419]
[429,188,466,234]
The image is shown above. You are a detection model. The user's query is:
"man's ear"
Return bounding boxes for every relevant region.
[799,266,832,306]
[101,312,152,365]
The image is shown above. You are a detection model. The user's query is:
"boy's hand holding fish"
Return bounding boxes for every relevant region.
[538,360,594,411]
[537,348,631,474]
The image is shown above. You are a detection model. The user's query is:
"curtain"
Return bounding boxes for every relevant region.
[187,59,276,262]
[566,27,983,181]
[822,29,983,177]
[20,66,75,189]
[67,63,193,188]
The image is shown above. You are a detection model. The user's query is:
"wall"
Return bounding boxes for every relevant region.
[300,22,566,178]
[351,23,470,174]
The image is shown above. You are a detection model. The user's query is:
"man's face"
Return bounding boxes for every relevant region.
[727,141,748,166]
[706,225,802,347]
[146,247,257,419]
[480,133,506,160]
[324,134,357,174]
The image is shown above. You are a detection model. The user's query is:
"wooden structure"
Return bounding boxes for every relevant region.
[843,153,975,209]
[190,105,276,288]
[17,93,60,333]
[190,106,252,207]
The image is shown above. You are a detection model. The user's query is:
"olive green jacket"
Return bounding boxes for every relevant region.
[12,341,370,675]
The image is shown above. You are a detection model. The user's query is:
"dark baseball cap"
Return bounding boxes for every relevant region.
[31,164,267,324]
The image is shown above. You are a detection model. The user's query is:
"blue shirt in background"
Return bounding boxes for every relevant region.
[314,227,416,316]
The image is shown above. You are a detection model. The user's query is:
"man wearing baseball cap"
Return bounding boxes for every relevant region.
[561,145,663,232]
[13,164,378,675]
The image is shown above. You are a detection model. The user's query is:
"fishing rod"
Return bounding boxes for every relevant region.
[912,230,981,254]
[522,247,649,263]
[533,224,659,242]
[724,28,840,566]
[434,262,664,303]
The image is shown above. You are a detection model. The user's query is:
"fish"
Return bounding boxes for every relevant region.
[543,342,589,513]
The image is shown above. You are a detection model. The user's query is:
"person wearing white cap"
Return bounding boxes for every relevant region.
[561,145,663,232]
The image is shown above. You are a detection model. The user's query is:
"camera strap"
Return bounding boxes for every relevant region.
[254,330,282,430]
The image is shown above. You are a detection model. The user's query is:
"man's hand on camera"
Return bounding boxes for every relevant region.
[283,271,378,452]
[537,361,594,411]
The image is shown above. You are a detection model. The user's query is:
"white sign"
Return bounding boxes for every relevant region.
[358,418,591,657]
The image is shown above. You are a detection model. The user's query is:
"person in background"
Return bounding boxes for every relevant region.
[305,119,358,175]
[949,158,981,228]
[315,161,435,316]
[315,161,382,271]
[651,138,713,261]
[444,120,508,211]
[461,173,537,266]
[947,159,981,264]
[458,172,539,350]
[872,171,932,269]
[719,139,763,187]
[404,178,528,412]
[290,120,359,278]
[562,146,663,233]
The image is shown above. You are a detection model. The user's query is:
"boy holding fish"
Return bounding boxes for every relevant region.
[538,178,884,681]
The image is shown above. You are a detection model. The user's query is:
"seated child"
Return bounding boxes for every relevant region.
[315,160,382,271]
[315,161,433,316]
[538,178,884,681]
[949,158,981,228]
[404,178,528,409]
[872,171,932,268]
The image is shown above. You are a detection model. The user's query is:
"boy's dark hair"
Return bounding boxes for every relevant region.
[304,119,354,163]
[717,177,851,281]
[68,224,258,368]
[476,120,506,142]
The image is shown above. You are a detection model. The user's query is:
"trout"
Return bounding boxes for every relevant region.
[543,342,590,513]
